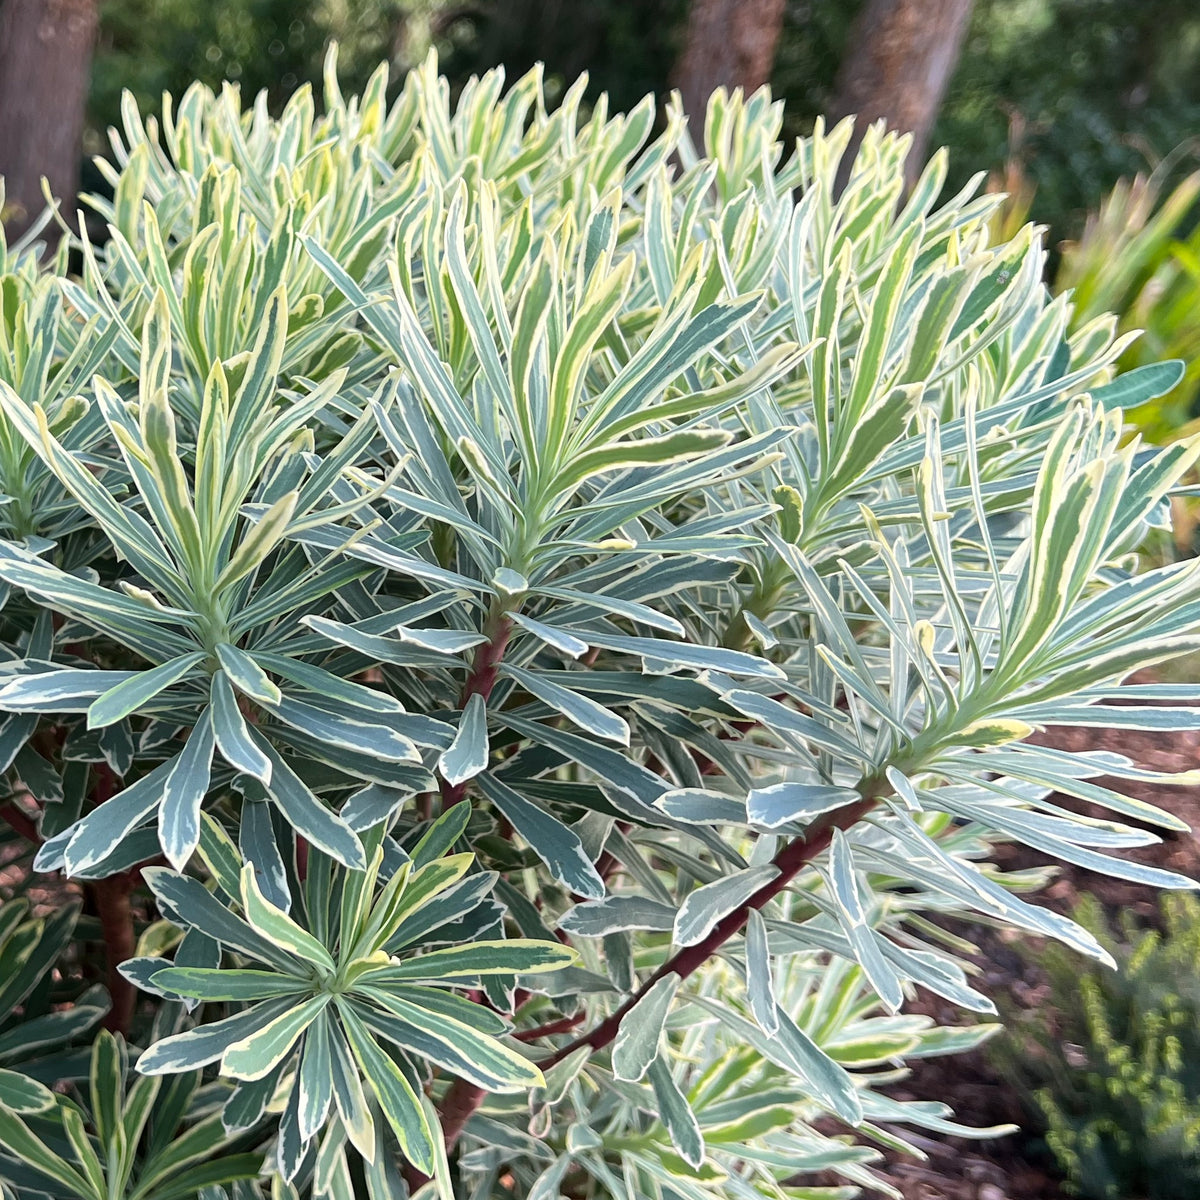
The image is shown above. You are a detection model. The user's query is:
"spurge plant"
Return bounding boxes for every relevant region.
[0,50,1198,1200]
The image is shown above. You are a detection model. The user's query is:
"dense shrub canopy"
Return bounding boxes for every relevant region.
[0,50,1199,1200]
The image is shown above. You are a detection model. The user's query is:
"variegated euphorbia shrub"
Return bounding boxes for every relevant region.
[0,49,1197,1200]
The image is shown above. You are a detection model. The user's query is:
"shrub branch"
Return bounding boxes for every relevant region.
[428,792,880,1162]
[429,610,514,818]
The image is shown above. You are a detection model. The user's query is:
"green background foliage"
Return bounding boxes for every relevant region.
[995,895,1200,1200]
[85,0,1200,244]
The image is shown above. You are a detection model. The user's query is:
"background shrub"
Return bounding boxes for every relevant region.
[995,894,1200,1200]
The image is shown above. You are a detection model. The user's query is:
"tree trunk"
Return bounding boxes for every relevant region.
[830,0,974,189]
[672,0,786,144]
[0,0,98,241]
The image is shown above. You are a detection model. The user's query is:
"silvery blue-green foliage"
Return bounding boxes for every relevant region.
[0,47,1197,1200]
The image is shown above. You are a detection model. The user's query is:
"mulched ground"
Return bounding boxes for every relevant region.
[879,717,1200,1200]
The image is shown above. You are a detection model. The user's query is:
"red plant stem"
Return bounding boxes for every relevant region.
[404,616,522,1190]
[94,872,136,1034]
[513,1011,586,1043]
[0,801,41,844]
[83,762,138,1036]
[436,613,513,814]
[462,615,514,706]
[540,796,878,1070]
[428,1077,488,1170]
[402,613,522,1191]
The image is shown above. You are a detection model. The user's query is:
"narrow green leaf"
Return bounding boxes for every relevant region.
[253,736,366,870]
[558,895,677,938]
[0,1106,97,1197]
[221,995,330,1081]
[612,973,678,1081]
[0,669,138,712]
[216,491,299,591]
[0,1068,56,1114]
[86,653,206,729]
[747,783,862,829]
[508,613,588,658]
[211,672,272,782]
[150,968,312,1002]
[503,664,630,745]
[64,759,175,874]
[826,830,904,1012]
[338,1003,435,1174]
[744,909,778,1035]
[367,938,576,982]
[579,632,784,679]
[136,996,298,1075]
[215,644,282,705]
[297,1011,334,1143]
[646,1057,704,1169]
[673,866,778,948]
[239,862,337,974]
[329,1019,375,1161]
[1090,360,1185,409]
[354,991,544,1092]
[438,693,489,786]
[476,773,606,900]
[159,708,215,870]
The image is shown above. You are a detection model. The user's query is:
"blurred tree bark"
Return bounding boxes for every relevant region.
[672,0,786,142]
[831,0,974,188]
[0,0,98,240]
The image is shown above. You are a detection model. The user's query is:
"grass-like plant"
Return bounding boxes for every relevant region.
[0,50,1198,1200]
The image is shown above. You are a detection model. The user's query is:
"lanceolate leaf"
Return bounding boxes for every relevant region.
[747,783,862,829]
[215,643,282,705]
[646,1056,705,1169]
[503,664,630,744]
[221,995,331,1081]
[576,632,785,679]
[64,758,178,874]
[136,997,300,1075]
[159,707,216,869]
[211,672,271,782]
[673,867,779,948]
[745,909,779,1036]
[337,1003,436,1174]
[0,1067,56,1114]
[87,652,206,728]
[611,973,679,1081]
[355,990,544,1091]
[0,669,139,712]
[1090,360,1184,409]
[438,692,489,786]
[150,968,313,1002]
[239,863,337,974]
[476,773,606,900]
[366,938,576,982]
[253,737,367,870]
